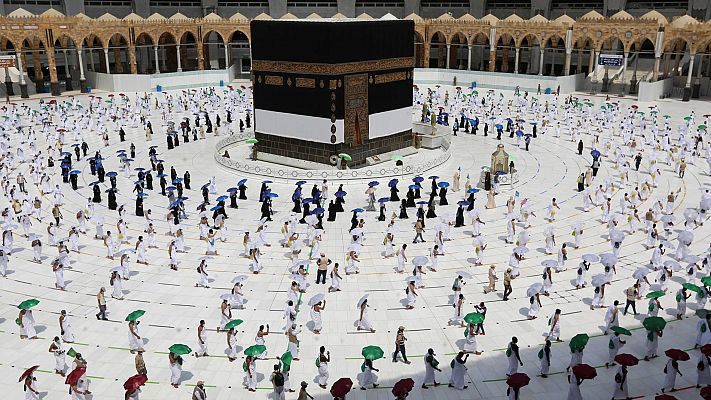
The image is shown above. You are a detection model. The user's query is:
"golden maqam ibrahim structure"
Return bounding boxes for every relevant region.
[0,9,709,98]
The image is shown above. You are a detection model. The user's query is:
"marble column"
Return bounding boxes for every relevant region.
[16,51,28,98]
[514,47,520,74]
[176,45,182,72]
[153,46,160,73]
[538,48,545,75]
[77,48,87,93]
[103,48,110,73]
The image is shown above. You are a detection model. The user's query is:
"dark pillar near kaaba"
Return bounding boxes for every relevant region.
[250,19,415,168]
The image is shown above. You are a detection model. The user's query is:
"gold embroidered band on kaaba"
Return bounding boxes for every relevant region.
[252,57,414,76]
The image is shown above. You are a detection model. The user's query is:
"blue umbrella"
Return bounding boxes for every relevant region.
[156,160,165,163]
[173,178,183,183]
[237,179,248,186]
[335,190,347,197]
[416,201,428,205]
[368,181,380,187]
[506,117,512,123]
[226,187,238,192]
[136,193,148,198]
[166,186,177,191]
[179,197,189,201]
[210,205,223,211]
[216,195,228,202]
[169,201,182,208]
[312,207,325,215]
[412,176,424,183]
[457,200,470,206]
[302,198,313,204]
[351,208,364,213]
[157,173,168,178]
[515,130,524,137]
[262,180,273,184]
[106,171,118,177]
[134,167,146,171]
[116,149,126,153]
[530,122,537,125]
[89,181,100,186]
[408,185,419,190]
[388,179,399,187]
[428,176,439,180]
[61,151,72,156]
[495,171,506,175]
[495,124,503,130]
[591,150,601,158]
[438,182,450,188]
[295,180,307,186]
[134,180,144,185]
[104,189,116,193]
[266,192,279,198]
[467,188,480,194]
[69,170,81,175]
[71,143,81,147]
[149,145,158,149]
[378,197,390,204]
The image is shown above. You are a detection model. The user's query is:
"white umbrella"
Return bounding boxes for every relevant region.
[581,254,600,263]
[412,256,429,266]
[513,246,529,254]
[109,266,124,273]
[198,256,214,261]
[220,293,234,300]
[541,260,558,268]
[308,293,325,306]
[663,259,682,271]
[404,276,417,283]
[678,231,694,244]
[610,231,625,243]
[455,271,473,279]
[527,283,543,297]
[304,214,318,225]
[591,274,609,287]
[632,267,651,280]
[660,215,676,223]
[683,255,702,264]
[660,240,676,250]
[347,243,362,253]
[27,233,42,241]
[116,249,134,256]
[357,294,369,308]
[231,275,248,283]
[600,253,617,267]
[684,208,699,221]
[350,228,363,236]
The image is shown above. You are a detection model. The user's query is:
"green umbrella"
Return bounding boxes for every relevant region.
[244,344,266,356]
[18,299,40,310]
[224,319,244,330]
[646,291,666,299]
[66,347,77,358]
[637,112,645,116]
[650,111,658,114]
[472,90,479,95]
[610,326,631,336]
[663,115,671,118]
[684,116,693,121]
[683,283,702,293]
[569,333,589,351]
[463,312,485,325]
[168,344,192,355]
[391,155,403,162]
[702,276,711,286]
[361,345,384,360]
[245,138,258,144]
[338,153,352,162]
[642,316,666,332]
[699,125,708,130]
[125,310,146,321]
[280,351,293,366]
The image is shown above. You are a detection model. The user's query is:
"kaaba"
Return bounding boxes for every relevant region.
[250,19,415,167]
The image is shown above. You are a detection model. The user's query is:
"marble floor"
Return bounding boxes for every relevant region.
[1,86,711,400]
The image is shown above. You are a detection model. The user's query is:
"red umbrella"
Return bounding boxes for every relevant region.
[506,372,530,389]
[48,100,57,105]
[701,345,711,356]
[701,385,711,400]
[655,395,677,400]
[123,374,147,391]
[614,353,639,367]
[330,377,353,398]
[65,367,86,385]
[571,364,597,380]
[664,348,690,361]
[18,365,39,382]
[391,378,415,397]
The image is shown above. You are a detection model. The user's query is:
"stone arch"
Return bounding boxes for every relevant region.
[449,32,468,70]
[157,32,178,73]
[414,31,425,68]
[82,35,105,73]
[467,32,490,71]
[495,33,516,73]
[107,33,129,74]
[661,37,691,78]
[228,30,250,74]
[544,35,565,76]
[53,35,77,90]
[135,32,155,74]
[518,34,542,75]
[572,36,596,75]
[202,30,227,70]
[428,31,447,68]
[21,37,47,93]
[179,31,198,71]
